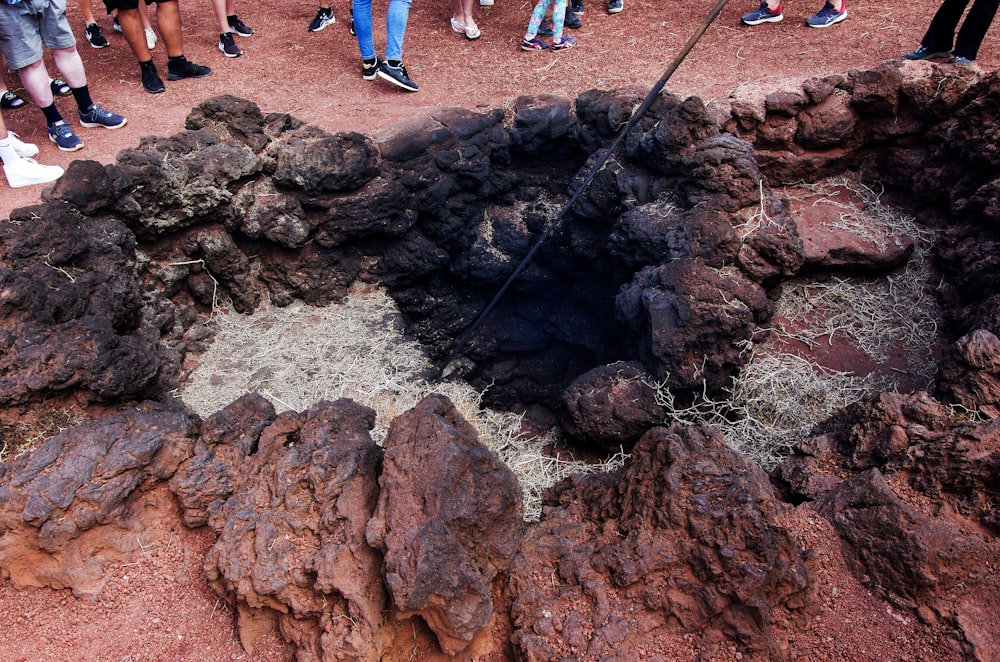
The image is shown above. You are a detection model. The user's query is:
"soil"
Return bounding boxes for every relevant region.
[1,0,997,660]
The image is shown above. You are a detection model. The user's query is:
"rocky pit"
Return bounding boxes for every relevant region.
[1,59,999,661]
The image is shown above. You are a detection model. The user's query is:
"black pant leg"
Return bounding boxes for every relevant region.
[922,0,971,51]
[954,0,1000,58]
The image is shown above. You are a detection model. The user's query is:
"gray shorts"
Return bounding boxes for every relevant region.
[0,0,77,70]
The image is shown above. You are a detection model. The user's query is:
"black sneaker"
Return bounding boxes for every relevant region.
[219,32,242,57]
[571,0,584,12]
[349,8,355,35]
[565,8,582,27]
[227,14,254,36]
[112,15,122,33]
[308,6,335,31]
[85,22,109,48]
[141,64,165,94]
[167,56,213,80]
[362,57,381,80]
[607,0,623,12]
[377,61,418,92]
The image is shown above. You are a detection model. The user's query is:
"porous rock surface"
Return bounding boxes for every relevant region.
[1,60,1000,659]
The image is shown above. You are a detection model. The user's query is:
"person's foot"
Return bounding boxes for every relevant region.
[377,61,419,92]
[48,120,84,152]
[141,64,166,94]
[551,35,576,50]
[349,8,355,35]
[308,6,335,31]
[465,21,481,39]
[0,90,26,110]
[571,0,584,13]
[451,16,466,33]
[904,45,951,60]
[145,28,157,49]
[806,0,847,27]
[113,15,122,33]
[50,79,71,97]
[166,57,213,81]
[480,0,493,5]
[219,32,242,57]
[85,22,109,48]
[742,2,783,24]
[565,9,583,27]
[227,14,254,36]
[521,37,549,51]
[3,157,64,188]
[607,0,623,13]
[362,57,381,81]
[7,131,39,158]
[79,104,127,129]
[952,55,975,64]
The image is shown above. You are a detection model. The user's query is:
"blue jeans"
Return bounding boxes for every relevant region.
[352,0,411,62]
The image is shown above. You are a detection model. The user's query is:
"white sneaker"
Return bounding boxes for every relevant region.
[145,28,157,49]
[7,131,39,158]
[4,157,64,188]
[480,0,494,5]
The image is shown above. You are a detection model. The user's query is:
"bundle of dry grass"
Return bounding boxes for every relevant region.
[180,284,626,521]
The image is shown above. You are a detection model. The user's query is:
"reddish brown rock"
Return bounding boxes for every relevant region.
[0,402,196,597]
[198,398,387,661]
[938,328,1000,417]
[366,394,525,656]
[508,423,815,660]
[561,361,664,451]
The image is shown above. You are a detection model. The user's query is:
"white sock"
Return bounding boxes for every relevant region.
[0,135,20,166]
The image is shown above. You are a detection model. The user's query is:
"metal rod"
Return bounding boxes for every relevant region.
[431,0,733,380]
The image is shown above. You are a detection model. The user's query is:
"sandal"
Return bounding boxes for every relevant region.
[50,79,72,97]
[0,90,27,109]
[465,24,481,39]
[450,16,466,33]
[520,37,549,51]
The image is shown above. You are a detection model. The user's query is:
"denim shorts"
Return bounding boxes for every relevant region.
[0,0,76,69]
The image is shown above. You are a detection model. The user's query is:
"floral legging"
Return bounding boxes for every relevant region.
[525,0,568,41]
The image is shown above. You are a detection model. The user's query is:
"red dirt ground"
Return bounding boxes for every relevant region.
[1,0,997,660]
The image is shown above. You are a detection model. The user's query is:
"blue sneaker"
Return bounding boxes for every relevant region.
[79,103,127,129]
[806,1,847,27]
[48,120,84,152]
[742,2,783,24]
[607,0,622,12]
[904,45,952,60]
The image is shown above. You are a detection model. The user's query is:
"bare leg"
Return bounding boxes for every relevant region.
[211,0,229,32]
[17,59,56,108]
[51,46,88,88]
[80,0,97,24]
[155,0,184,56]
[117,7,152,60]
[461,0,478,32]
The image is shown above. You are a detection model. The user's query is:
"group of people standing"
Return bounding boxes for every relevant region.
[1,0,998,189]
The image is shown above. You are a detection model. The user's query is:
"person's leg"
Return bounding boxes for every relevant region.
[461,0,478,35]
[154,0,184,56]
[17,59,57,111]
[117,7,153,60]
[920,0,969,51]
[352,0,376,60]
[953,0,1000,58]
[80,0,97,24]
[383,0,411,62]
[525,0,551,38]
[551,0,567,40]
[210,0,230,33]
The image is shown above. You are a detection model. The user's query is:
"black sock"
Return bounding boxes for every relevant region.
[387,59,401,68]
[363,57,377,66]
[41,103,63,127]
[168,55,186,66]
[70,85,94,114]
